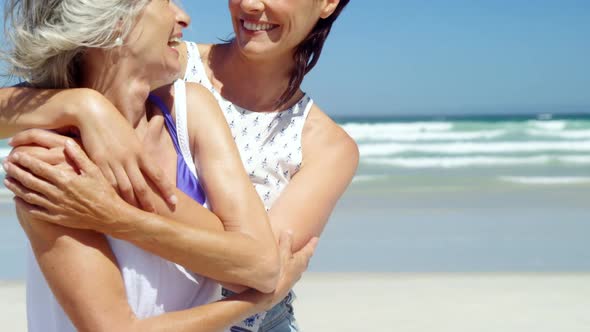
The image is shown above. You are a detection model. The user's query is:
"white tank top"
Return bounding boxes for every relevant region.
[26,80,220,332]
[184,42,312,331]
[184,42,313,210]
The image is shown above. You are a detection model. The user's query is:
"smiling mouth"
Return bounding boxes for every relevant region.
[168,37,182,48]
[241,20,279,32]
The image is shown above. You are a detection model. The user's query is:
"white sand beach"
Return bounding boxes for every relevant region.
[294,273,590,331]
[0,281,26,331]
[2,273,590,331]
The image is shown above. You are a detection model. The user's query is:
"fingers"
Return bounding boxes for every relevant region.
[97,162,117,189]
[9,129,69,149]
[125,164,156,212]
[299,237,319,256]
[145,113,165,143]
[63,139,97,175]
[10,146,65,165]
[279,230,295,255]
[139,155,177,206]
[64,137,161,211]
[4,177,61,212]
[112,164,138,208]
[295,237,319,268]
[6,152,64,187]
[142,114,176,206]
[14,197,60,227]
[3,161,61,204]
[14,196,45,219]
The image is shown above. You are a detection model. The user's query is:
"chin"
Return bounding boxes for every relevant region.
[237,41,278,61]
[165,60,182,79]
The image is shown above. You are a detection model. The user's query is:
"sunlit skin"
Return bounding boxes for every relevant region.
[0,0,317,330]
[229,0,329,61]
[0,0,355,330]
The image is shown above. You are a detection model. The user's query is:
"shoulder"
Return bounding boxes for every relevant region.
[302,103,359,170]
[183,82,226,138]
[196,43,214,58]
[184,82,218,112]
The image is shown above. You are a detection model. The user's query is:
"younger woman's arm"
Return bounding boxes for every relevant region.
[0,86,176,211]
[0,86,84,137]
[266,105,359,251]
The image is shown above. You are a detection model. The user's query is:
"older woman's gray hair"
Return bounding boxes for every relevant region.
[2,0,150,88]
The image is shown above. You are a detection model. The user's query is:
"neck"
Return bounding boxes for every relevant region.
[81,51,153,129]
[214,42,301,112]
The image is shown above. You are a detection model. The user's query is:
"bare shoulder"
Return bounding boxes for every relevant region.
[302,104,359,169]
[196,43,214,58]
[185,82,219,113]
[183,82,227,143]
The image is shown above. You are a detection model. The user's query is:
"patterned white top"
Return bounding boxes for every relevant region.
[183,42,313,211]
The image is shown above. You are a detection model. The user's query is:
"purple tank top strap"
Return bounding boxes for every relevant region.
[148,94,182,155]
[148,93,206,205]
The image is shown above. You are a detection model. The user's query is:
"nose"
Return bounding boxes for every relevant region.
[172,3,191,28]
[240,0,265,13]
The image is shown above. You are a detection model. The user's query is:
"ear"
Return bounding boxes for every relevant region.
[319,0,340,19]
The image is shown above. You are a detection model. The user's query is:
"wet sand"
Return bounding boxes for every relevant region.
[3,273,590,331]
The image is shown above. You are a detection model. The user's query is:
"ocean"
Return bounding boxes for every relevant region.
[1,113,590,279]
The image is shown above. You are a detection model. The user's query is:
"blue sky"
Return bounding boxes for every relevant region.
[3,1,590,117]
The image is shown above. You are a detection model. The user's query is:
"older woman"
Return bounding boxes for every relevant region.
[2,0,315,331]
[2,0,356,331]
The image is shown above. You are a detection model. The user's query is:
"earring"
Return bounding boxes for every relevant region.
[115,37,123,46]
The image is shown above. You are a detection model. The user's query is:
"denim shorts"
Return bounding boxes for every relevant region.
[225,290,299,332]
[258,291,299,332]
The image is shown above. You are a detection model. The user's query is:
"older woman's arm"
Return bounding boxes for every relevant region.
[6,83,281,291]
[5,140,278,292]
[17,200,313,332]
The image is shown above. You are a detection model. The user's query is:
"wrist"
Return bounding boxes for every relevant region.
[239,289,273,313]
[102,198,139,237]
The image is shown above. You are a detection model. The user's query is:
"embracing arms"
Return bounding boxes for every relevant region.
[16,185,311,332]
[6,89,279,292]
[102,83,281,290]
[0,85,176,210]
[7,140,312,332]
[2,84,302,330]
[0,86,82,137]
[1,83,280,290]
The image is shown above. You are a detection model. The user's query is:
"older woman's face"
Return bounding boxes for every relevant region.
[228,0,339,61]
[125,0,190,87]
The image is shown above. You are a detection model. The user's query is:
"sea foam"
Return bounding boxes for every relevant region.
[363,155,590,168]
[359,141,590,157]
[499,176,590,185]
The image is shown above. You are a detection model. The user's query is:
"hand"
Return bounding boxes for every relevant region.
[9,104,177,212]
[9,140,67,166]
[261,231,318,310]
[79,103,177,211]
[4,139,128,234]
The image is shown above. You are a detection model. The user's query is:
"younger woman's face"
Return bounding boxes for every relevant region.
[125,0,191,87]
[228,0,339,61]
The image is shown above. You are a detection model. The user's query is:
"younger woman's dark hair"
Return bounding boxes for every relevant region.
[276,0,350,109]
